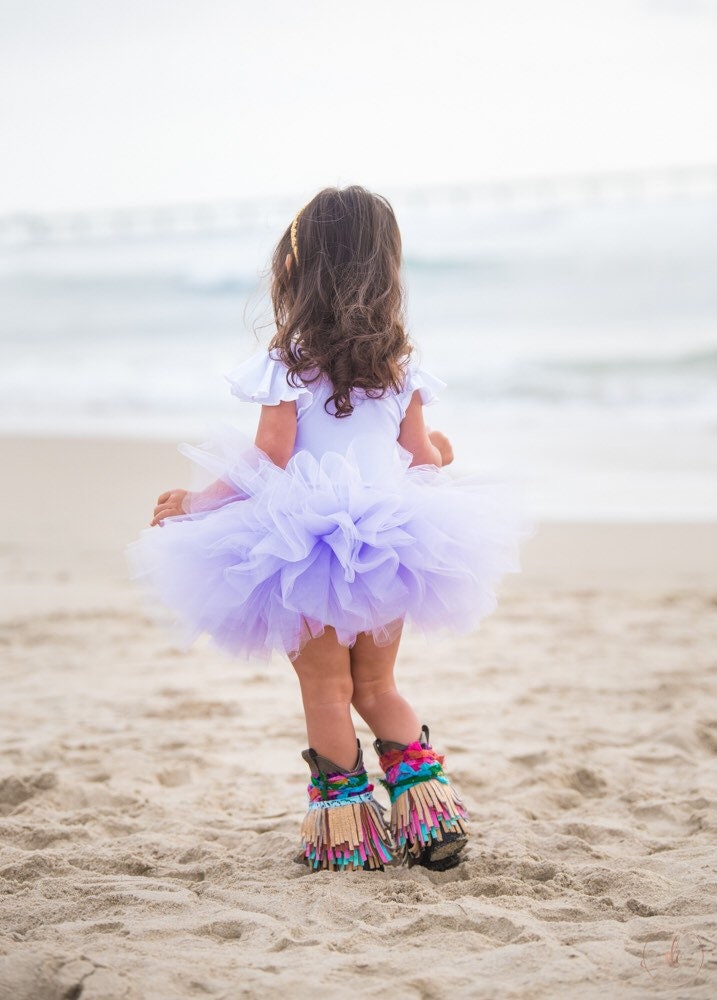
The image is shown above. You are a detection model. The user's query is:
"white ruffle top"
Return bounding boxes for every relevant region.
[225,349,445,462]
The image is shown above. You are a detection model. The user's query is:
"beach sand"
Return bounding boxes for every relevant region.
[0,435,715,999]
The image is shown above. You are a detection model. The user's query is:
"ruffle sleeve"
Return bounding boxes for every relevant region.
[397,361,447,418]
[224,349,312,405]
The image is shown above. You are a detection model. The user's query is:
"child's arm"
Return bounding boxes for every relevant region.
[398,390,453,467]
[151,401,297,526]
[150,479,238,525]
[253,399,297,468]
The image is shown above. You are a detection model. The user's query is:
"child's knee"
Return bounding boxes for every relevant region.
[303,672,354,706]
[351,679,396,713]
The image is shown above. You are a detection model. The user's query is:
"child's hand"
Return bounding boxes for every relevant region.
[427,429,454,467]
[151,489,190,526]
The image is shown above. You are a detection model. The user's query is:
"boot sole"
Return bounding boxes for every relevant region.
[407,832,468,871]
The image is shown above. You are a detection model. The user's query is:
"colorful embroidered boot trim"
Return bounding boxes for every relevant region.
[297,740,394,872]
[374,724,469,870]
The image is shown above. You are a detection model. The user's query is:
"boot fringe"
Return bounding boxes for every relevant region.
[388,776,469,857]
[299,793,394,871]
[377,738,470,861]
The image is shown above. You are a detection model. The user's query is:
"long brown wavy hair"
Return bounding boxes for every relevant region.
[268,185,412,417]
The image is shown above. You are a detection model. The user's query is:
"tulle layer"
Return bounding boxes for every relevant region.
[126,426,531,662]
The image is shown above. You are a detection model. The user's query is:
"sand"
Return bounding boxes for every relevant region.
[0,435,716,999]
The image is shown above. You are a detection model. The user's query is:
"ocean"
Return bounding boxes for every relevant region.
[1,186,716,520]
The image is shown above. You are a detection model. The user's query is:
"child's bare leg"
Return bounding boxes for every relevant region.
[291,626,358,770]
[350,624,421,743]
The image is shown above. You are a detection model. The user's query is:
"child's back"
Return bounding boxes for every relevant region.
[228,348,445,466]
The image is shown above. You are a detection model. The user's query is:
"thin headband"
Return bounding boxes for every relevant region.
[290,203,308,266]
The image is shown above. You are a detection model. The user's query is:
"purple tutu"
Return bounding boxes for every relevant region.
[127,425,530,662]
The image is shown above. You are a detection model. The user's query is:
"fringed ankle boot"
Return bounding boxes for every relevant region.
[374,724,470,871]
[296,739,395,872]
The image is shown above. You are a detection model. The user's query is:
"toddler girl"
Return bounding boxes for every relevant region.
[128,186,527,873]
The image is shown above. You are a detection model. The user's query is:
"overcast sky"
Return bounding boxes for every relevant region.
[2,0,716,214]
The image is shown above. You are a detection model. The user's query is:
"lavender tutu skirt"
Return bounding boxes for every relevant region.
[127,427,531,662]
